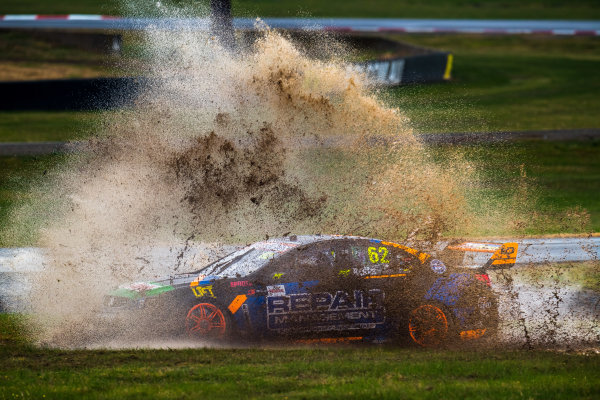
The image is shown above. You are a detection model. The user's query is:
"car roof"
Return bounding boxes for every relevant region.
[268,235,430,263]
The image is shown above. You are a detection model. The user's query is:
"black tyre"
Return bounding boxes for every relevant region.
[408,303,458,347]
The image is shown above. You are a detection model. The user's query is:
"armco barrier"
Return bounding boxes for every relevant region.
[0,55,450,111]
[0,33,451,110]
[356,52,451,85]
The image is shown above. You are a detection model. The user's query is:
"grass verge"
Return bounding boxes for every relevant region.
[1,314,599,400]
[1,0,600,19]
[0,111,102,142]
[0,154,67,246]
[385,35,600,133]
[453,139,600,234]
[2,35,599,141]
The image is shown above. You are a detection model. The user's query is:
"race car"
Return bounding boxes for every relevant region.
[104,235,518,347]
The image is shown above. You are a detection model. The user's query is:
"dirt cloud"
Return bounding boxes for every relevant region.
[12,4,578,348]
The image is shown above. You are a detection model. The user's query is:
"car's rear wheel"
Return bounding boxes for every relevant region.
[185,303,229,340]
[408,304,454,347]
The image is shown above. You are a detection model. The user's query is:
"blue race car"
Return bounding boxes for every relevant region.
[104,235,518,347]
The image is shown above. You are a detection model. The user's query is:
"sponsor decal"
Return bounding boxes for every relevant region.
[350,247,365,262]
[230,280,252,288]
[353,264,409,277]
[267,284,286,297]
[110,282,174,299]
[363,273,406,279]
[460,329,486,340]
[367,246,390,264]
[490,243,518,266]
[247,289,256,295]
[272,272,285,280]
[338,269,351,277]
[191,285,216,298]
[190,274,208,287]
[259,251,276,260]
[228,294,248,314]
[267,289,385,332]
[475,274,491,287]
[430,259,446,274]
[478,296,492,314]
[501,245,516,255]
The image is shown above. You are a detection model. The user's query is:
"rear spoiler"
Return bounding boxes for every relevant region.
[447,241,519,269]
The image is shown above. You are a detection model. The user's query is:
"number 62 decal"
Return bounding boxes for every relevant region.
[368,247,390,264]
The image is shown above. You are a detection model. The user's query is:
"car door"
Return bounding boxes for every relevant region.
[260,240,389,339]
[351,239,429,336]
[251,242,329,338]
[313,239,387,336]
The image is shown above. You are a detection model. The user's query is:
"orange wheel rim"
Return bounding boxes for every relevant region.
[409,305,448,347]
[186,303,227,338]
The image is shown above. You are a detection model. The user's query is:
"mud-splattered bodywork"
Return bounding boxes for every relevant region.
[103,235,508,346]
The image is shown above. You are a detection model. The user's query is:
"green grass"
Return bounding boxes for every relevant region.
[0,30,136,81]
[1,0,600,19]
[235,0,600,19]
[0,315,599,400]
[385,35,600,133]
[0,111,101,142]
[3,35,599,142]
[0,155,66,246]
[457,139,600,233]
[0,0,120,15]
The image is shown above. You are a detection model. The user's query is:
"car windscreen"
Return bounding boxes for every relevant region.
[192,242,297,278]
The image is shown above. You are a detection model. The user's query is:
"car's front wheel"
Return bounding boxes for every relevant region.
[185,303,231,340]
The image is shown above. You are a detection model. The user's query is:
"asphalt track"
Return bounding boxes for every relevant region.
[1,16,599,36]
[1,129,599,156]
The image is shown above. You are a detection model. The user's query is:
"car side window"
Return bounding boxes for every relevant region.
[255,242,338,283]
[253,248,300,283]
[288,242,339,281]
